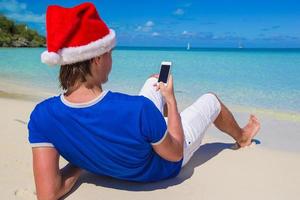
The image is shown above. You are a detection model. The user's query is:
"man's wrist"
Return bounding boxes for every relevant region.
[166,96,177,105]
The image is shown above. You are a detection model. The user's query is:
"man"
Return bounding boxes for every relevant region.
[28,3,260,200]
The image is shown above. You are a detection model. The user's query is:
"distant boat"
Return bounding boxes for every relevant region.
[187,42,190,50]
[238,41,244,49]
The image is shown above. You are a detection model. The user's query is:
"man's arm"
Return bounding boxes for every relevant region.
[32,147,82,200]
[151,75,184,162]
[152,98,184,161]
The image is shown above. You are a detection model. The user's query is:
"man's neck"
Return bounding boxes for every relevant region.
[64,84,103,104]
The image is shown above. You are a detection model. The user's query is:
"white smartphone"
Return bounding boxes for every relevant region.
[158,61,172,84]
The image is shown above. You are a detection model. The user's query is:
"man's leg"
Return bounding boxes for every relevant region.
[180,93,221,166]
[212,94,260,147]
[180,93,260,167]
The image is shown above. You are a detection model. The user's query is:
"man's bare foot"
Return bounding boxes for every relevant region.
[237,115,260,147]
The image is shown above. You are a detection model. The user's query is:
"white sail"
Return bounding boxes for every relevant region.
[187,42,190,50]
[238,41,244,49]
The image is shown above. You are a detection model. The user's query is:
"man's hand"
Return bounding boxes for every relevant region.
[149,74,175,100]
[156,75,176,104]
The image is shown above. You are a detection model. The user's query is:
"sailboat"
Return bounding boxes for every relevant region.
[187,42,190,50]
[238,41,244,49]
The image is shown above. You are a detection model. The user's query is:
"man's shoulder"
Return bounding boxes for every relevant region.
[30,95,59,115]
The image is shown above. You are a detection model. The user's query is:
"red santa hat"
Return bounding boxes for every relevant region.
[41,2,116,66]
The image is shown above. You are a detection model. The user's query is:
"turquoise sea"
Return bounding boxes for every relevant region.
[0,47,300,114]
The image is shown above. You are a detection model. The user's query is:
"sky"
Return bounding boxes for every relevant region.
[0,0,300,48]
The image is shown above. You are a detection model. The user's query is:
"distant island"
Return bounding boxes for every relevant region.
[0,14,46,47]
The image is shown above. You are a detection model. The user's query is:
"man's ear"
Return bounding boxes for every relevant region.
[90,56,98,65]
[92,56,102,65]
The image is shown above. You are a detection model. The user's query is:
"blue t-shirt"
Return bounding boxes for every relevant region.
[28,90,182,182]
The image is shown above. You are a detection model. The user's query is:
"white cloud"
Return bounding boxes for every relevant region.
[173,8,184,16]
[135,20,155,32]
[0,0,26,12]
[182,30,195,36]
[182,30,191,35]
[145,20,154,27]
[0,0,45,23]
[182,30,188,35]
[7,13,45,23]
[152,32,160,37]
[135,26,142,31]
[212,35,220,40]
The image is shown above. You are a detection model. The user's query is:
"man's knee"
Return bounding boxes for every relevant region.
[199,92,222,115]
[203,92,221,104]
[146,74,159,84]
[205,92,218,98]
[148,74,159,79]
[144,76,158,87]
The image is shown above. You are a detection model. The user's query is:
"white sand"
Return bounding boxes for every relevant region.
[1,94,300,200]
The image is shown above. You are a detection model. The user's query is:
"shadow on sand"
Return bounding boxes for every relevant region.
[60,140,263,199]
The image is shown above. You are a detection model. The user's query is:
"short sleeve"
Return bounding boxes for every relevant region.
[140,97,168,145]
[27,105,54,147]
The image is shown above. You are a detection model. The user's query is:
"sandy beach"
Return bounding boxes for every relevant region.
[1,0,300,198]
[1,87,300,200]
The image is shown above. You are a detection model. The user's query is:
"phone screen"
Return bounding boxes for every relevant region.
[158,64,170,83]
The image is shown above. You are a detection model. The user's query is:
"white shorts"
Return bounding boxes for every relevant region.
[139,77,221,167]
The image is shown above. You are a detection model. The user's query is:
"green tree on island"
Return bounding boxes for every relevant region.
[0,14,46,47]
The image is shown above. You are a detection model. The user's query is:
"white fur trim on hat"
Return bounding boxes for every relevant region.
[41,29,116,66]
[41,51,61,66]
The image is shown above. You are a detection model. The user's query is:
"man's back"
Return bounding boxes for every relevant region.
[28,90,182,182]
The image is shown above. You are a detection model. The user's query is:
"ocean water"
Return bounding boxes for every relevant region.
[0,47,299,113]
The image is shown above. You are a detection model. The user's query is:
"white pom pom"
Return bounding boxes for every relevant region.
[41,51,61,66]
